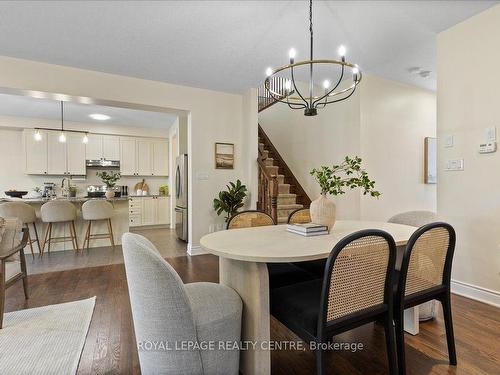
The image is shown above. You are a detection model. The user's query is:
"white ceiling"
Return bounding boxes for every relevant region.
[0,93,178,129]
[0,1,497,92]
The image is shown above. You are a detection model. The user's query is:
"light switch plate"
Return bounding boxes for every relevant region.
[196,172,209,180]
[485,126,496,142]
[443,135,454,148]
[445,159,464,171]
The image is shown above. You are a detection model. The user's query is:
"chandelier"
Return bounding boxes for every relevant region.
[264,0,362,116]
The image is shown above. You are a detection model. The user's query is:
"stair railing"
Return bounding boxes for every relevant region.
[257,147,279,224]
[258,76,293,112]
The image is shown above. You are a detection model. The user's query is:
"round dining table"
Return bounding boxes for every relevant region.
[200,220,419,375]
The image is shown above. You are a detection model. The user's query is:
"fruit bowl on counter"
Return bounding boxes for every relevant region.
[4,190,28,198]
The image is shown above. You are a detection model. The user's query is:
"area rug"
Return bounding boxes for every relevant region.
[0,297,96,375]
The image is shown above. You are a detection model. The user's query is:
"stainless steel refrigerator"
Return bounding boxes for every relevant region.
[175,154,188,241]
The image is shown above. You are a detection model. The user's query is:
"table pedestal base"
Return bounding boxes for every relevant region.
[219,258,271,375]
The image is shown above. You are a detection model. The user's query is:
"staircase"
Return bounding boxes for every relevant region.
[257,125,311,224]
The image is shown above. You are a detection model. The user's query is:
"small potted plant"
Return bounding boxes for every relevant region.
[96,171,121,199]
[310,156,380,230]
[213,179,247,223]
[159,185,169,196]
[68,185,78,198]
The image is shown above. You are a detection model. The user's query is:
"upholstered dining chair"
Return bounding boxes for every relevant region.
[122,233,242,375]
[394,222,457,375]
[0,219,29,329]
[287,208,311,224]
[227,210,316,289]
[271,230,398,375]
[82,200,115,249]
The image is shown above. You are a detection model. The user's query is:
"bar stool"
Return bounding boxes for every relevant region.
[0,202,40,258]
[40,201,79,255]
[82,200,115,249]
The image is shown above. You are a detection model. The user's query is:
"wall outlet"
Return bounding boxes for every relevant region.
[445,159,464,171]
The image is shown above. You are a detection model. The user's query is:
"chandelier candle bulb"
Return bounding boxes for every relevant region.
[289,48,296,63]
[265,67,273,77]
[323,80,331,89]
[338,45,346,57]
[82,134,89,144]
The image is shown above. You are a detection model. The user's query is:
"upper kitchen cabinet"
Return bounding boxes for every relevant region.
[120,137,137,176]
[24,129,48,174]
[66,133,86,175]
[152,139,169,176]
[86,134,120,160]
[120,137,169,177]
[47,131,67,175]
[24,129,86,175]
[137,139,153,176]
[102,135,120,160]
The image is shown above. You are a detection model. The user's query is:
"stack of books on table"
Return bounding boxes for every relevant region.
[286,223,329,237]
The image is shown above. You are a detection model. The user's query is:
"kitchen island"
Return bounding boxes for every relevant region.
[0,196,130,252]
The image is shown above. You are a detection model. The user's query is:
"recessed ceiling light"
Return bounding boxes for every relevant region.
[89,113,110,121]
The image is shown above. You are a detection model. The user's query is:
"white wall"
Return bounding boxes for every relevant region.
[359,75,437,221]
[242,88,259,209]
[437,5,500,301]
[260,73,436,221]
[0,56,252,249]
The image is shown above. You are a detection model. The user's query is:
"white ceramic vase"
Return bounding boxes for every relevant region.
[105,189,115,199]
[310,193,336,231]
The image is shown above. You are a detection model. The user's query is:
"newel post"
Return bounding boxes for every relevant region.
[270,175,279,224]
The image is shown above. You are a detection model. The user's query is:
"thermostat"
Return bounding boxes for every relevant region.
[479,142,496,154]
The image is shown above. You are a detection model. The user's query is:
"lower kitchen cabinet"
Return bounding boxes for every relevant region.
[129,196,170,227]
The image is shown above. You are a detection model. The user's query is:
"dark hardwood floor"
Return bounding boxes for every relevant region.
[5,254,500,374]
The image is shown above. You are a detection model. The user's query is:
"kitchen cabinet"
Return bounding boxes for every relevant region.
[25,129,86,175]
[103,135,120,160]
[128,196,170,227]
[152,139,169,176]
[86,134,120,160]
[66,133,86,175]
[156,196,170,224]
[137,139,153,176]
[120,137,137,176]
[85,134,102,160]
[47,132,67,175]
[24,129,48,174]
[141,197,156,225]
[120,137,168,177]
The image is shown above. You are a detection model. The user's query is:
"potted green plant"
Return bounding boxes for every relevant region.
[213,179,248,223]
[96,171,121,199]
[159,185,169,196]
[310,156,380,230]
[68,185,78,198]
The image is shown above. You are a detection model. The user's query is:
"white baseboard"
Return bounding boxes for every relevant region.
[187,243,208,256]
[451,279,500,308]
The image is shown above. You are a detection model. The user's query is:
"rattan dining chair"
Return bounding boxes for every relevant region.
[271,230,398,375]
[394,222,457,375]
[227,210,275,229]
[287,208,311,224]
[227,210,316,289]
[288,208,327,278]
